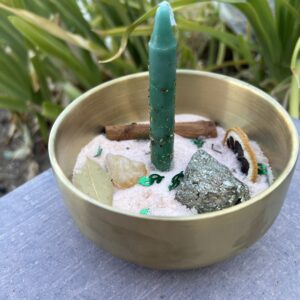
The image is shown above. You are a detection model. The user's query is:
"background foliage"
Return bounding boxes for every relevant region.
[0,0,299,143]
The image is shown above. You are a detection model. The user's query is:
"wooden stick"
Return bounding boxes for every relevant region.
[105,120,217,141]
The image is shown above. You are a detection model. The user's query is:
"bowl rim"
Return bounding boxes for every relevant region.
[49,70,299,222]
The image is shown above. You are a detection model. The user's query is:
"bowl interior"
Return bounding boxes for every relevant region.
[51,71,297,196]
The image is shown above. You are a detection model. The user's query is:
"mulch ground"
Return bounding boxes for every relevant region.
[0,109,50,197]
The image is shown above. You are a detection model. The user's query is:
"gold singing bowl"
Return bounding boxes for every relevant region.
[49,70,299,269]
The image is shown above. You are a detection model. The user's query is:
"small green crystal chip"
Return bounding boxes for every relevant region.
[138,176,153,186]
[138,174,165,187]
[93,146,103,157]
[258,163,268,175]
[140,208,150,215]
[192,138,205,148]
[168,171,184,191]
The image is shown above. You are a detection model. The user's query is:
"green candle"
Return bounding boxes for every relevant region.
[149,1,177,171]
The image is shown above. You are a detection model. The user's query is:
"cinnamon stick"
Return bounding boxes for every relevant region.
[105,120,217,141]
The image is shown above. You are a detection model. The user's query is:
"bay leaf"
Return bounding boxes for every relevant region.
[73,158,113,205]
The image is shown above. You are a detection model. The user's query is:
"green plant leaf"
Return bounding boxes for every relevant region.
[0,50,28,88]
[0,67,29,99]
[0,3,108,56]
[30,54,51,102]
[49,0,102,43]
[94,25,152,37]
[177,17,253,64]
[233,1,285,81]
[73,158,113,205]
[277,0,300,20]
[290,38,300,118]
[41,101,63,121]
[291,37,300,78]
[2,3,138,76]
[0,10,27,60]
[171,0,246,9]
[289,60,300,118]
[9,16,95,88]
[0,95,27,112]
[98,4,157,63]
[61,82,81,100]
[36,113,49,142]
[96,0,247,63]
[247,0,279,54]
[0,0,247,66]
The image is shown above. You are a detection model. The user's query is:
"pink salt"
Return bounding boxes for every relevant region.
[73,114,271,217]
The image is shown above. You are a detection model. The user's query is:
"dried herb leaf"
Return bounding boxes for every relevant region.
[73,158,113,205]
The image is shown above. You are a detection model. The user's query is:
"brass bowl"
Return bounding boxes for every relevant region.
[49,70,299,269]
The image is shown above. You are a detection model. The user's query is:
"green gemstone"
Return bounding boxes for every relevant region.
[138,176,154,186]
[258,163,268,175]
[192,138,205,148]
[93,146,102,157]
[140,208,150,215]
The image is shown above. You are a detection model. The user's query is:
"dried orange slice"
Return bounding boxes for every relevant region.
[223,127,258,182]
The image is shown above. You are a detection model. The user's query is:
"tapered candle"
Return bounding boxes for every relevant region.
[149,1,177,171]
